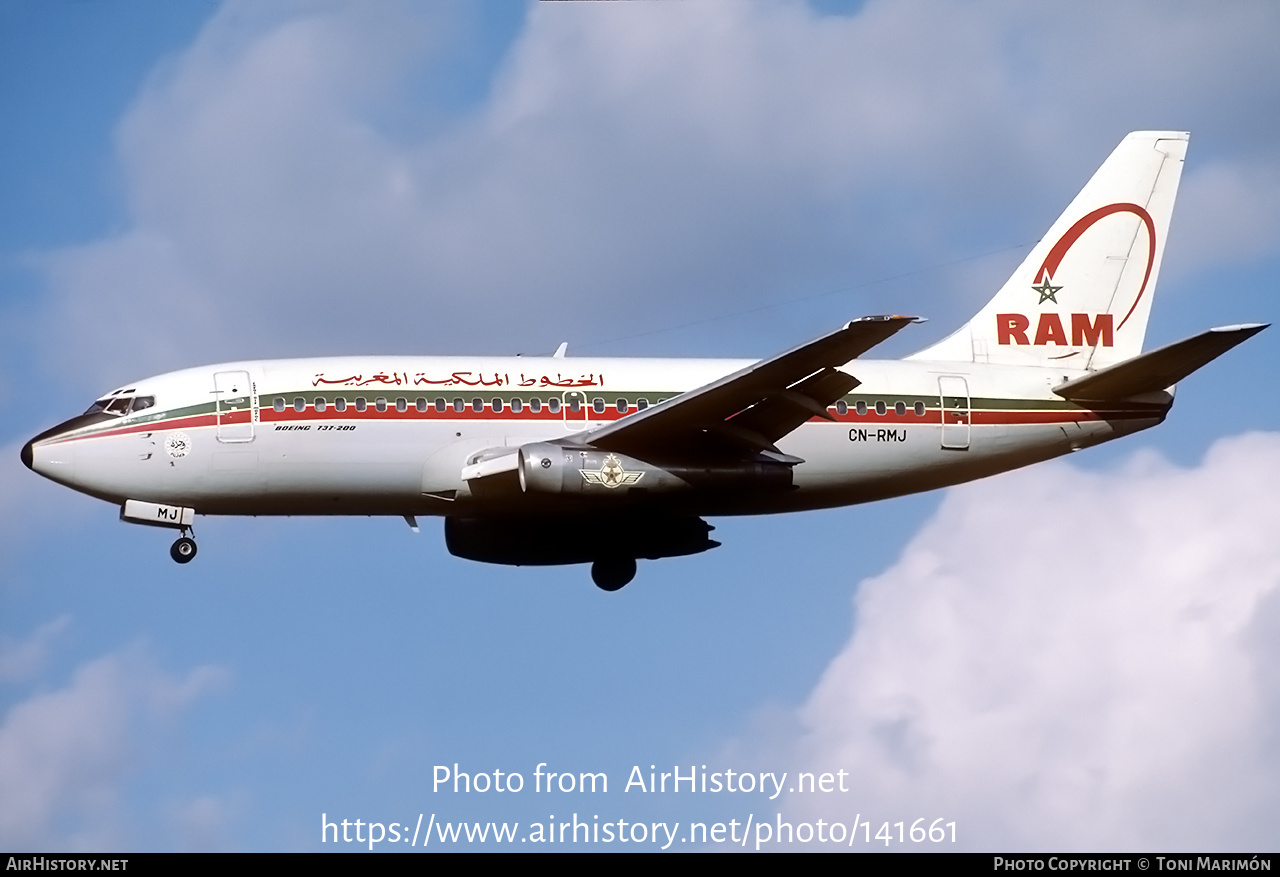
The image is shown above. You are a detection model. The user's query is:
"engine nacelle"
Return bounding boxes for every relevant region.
[517,443,686,495]
[515,443,794,497]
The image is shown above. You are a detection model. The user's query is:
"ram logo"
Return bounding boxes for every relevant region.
[996,313,1114,347]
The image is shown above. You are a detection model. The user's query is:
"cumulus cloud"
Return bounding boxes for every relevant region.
[30,0,1280,387]
[0,617,70,684]
[168,793,242,853]
[1174,159,1280,271]
[781,433,1280,850]
[0,639,227,850]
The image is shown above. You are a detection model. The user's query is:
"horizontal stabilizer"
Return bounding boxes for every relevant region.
[1053,323,1267,400]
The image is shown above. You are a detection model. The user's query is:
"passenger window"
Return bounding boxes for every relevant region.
[472,399,483,413]
[334,398,347,412]
[836,401,848,416]
[529,398,542,413]
[875,401,886,416]
[453,399,464,412]
[491,398,503,412]
[315,398,327,412]
[294,397,306,413]
[592,398,605,414]
[637,398,649,410]
[435,398,446,412]
[548,398,561,413]
[568,399,581,413]
[355,397,367,412]
[510,398,523,413]
[895,401,906,416]
[416,398,427,412]
[855,401,867,416]
[395,398,407,413]
[617,399,629,414]
[375,398,387,412]
[273,397,285,412]
[914,401,926,416]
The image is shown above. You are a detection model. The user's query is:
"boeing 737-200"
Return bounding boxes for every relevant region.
[21,132,1266,589]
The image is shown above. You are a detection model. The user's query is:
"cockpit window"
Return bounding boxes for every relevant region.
[82,394,157,417]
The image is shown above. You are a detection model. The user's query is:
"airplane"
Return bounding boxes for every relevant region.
[21,131,1266,590]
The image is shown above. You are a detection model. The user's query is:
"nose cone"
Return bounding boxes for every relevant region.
[22,413,103,485]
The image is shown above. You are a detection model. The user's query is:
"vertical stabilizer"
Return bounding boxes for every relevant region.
[910,131,1188,369]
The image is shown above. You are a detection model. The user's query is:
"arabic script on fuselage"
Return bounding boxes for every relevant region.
[310,371,604,389]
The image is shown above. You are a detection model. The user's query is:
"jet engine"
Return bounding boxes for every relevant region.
[513,442,794,496]
[517,443,682,495]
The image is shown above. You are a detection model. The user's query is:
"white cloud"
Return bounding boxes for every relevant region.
[168,793,243,853]
[0,617,70,684]
[0,640,227,850]
[1174,160,1280,271]
[782,432,1280,850]
[30,0,1280,386]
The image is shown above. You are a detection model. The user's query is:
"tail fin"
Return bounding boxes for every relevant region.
[910,131,1188,369]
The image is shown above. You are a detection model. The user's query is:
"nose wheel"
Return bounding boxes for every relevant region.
[170,531,197,564]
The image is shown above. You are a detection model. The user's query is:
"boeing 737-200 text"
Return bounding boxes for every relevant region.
[21,132,1265,589]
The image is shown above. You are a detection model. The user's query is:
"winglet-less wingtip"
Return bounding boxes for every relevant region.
[845,315,925,329]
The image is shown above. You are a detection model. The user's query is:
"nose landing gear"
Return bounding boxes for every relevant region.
[170,530,197,564]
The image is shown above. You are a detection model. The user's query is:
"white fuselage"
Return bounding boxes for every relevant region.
[25,353,1169,519]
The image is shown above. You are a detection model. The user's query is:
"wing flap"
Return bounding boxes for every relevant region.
[584,315,918,458]
[1053,323,1267,400]
[725,367,861,448]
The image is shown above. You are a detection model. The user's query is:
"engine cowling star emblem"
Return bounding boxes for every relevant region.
[581,454,644,489]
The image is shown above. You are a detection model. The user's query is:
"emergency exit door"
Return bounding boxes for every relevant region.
[938,375,970,450]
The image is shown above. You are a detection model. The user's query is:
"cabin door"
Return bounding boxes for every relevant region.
[938,375,970,450]
[213,370,255,443]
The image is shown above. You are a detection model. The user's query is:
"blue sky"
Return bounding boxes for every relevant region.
[3,0,1279,852]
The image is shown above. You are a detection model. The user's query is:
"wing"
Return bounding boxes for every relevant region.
[579,315,919,461]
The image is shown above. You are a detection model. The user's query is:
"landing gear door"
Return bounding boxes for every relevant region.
[938,375,970,450]
[214,370,255,443]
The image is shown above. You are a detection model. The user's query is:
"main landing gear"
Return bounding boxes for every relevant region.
[170,529,197,564]
[591,557,637,592]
